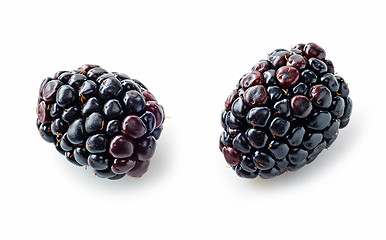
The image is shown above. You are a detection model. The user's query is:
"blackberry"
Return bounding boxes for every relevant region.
[220,43,352,179]
[36,64,165,180]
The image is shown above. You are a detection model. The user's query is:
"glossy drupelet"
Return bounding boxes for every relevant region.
[36,65,165,180]
[220,43,352,179]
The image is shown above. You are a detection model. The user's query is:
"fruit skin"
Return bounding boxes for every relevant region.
[109,135,135,159]
[111,158,136,174]
[220,43,352,179]
[276,66,300,88]
[36,65,164,179]
[243,85,268,107]
[121,115,147,138]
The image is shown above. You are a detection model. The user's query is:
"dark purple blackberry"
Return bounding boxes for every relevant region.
[220,43,352,179]
[36,64,165,180]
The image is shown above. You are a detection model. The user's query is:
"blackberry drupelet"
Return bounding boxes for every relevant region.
[220,43,352,179]
[36,64,164,180]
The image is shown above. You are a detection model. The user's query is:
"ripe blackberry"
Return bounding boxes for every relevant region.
[220,43,352,179]
[36,64,164,180]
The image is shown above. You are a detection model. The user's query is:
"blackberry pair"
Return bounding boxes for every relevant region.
[36,43,352,180]
[37,64,164,180]
[220,43,352,179]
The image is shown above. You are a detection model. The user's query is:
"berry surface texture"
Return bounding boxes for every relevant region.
[36,64,165,180]
[220,43,352,179]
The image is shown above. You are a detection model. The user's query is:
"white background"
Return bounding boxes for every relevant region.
[0,0,385,239]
